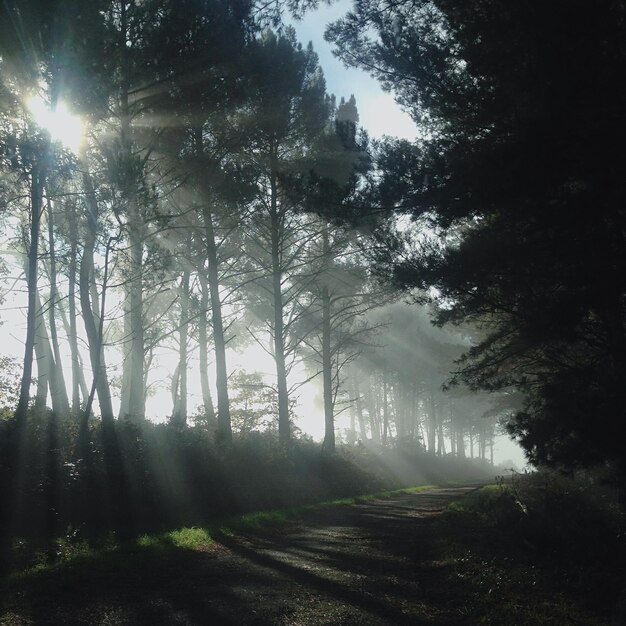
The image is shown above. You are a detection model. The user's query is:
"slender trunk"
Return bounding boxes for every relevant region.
[198,273,216,425]
[204,206,231,442]
[194,126,230,442]
[171,270,189,426]
[437,403,446,455]
[126,209,145,422]
[353,378,367,441]
[367,378,380,444]
[394,382,406,440]
[321,227,335,452]
[456,427,465,458]
[382,370,389,444]
[33,306,49,412]
[119,4,144,423]
[80,169,114,425]
[66,200,82,413]
[16,162,45,425]
[34,292,68,415]
[58,299,89,404]
[428,392,437,453]
[269,154,290,445]
[45,198,70,415]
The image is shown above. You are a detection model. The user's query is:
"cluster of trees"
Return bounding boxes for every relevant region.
[326,0,626,479]
[0,0,398,453]
[5,0,618,490]
[341,304,499,462]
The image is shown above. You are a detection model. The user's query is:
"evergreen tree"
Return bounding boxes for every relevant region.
[328,0,626,478]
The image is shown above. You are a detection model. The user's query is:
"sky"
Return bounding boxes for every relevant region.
[289,1,419,141]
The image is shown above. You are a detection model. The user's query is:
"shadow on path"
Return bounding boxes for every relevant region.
[1,487,478,625]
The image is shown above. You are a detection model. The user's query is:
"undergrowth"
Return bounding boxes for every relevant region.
[0,411,497,574]
[438,471,626,624]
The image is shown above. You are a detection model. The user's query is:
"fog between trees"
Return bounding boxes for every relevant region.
[3,0,623,505]
[0,1,504,461]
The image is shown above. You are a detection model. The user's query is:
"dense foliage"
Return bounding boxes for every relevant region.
[327,1,626,478]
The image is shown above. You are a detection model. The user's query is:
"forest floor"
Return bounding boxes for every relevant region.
[0,486,615,625]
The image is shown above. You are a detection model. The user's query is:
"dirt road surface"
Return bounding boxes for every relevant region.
[2,486,481,625]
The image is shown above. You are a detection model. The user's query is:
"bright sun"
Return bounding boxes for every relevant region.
[26,95,85,153]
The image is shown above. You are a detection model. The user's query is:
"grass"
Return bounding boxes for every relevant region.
[5,483,438,581]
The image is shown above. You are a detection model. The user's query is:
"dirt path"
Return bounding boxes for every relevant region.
[2,486,480,625]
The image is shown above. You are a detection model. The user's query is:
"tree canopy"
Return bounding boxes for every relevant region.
[327,0,626,476]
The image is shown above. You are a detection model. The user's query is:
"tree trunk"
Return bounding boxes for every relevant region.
[65,199,82,413]
[194,125,231,442]
[437,402,446,455]
[15,161,45,425]
[118,9,144,423]
[353,377,367,441]
[456,428,465,458]
[45,198,70,415]
[197,273,216,426]
[428,393,437,454]
[321,227,335,452]
[382,370,389,444]
[367,378,380,444]
[269,153,290,446]
[171,270,189,426]
[80,169,114,426]
[203,205,231,443]
[126,205,145,422]
[58,298,89,406]
[34,292,68,415]
[33,304,50,412]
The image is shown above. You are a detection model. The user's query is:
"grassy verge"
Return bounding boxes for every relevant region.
[434,476,626,624]
[5,484,438,581]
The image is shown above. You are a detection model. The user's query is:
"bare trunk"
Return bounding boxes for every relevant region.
[194,125,230,442]
[33,306,49,412]
[353,377,367,441]
[80,169,114,425]
[16,162,45,425]
[65,200,82,413]
[198,273,216,425]
[367,378,380,444]
[171,270,189,426]
[269,154,290,446]
[321,227,335,452]
[126,210,145,422]
[204,206,231,442]
[45,198,70,415]
[456,428,465,458]
[428,393,437,453]
[34,292,68,415]
[58,299,89,405]
[382,370,389,444]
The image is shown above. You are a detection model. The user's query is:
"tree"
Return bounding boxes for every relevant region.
[328,0,626,478]
[241,29,330,445]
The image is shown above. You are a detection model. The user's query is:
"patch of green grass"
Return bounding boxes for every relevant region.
[7,483,439,581]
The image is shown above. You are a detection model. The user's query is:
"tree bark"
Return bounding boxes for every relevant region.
[171,270,189,426]
[321,226,335,452]
[65,199,82,413]
[353,377,367,441]
[198,273,216,426]
[45,198,70,415]
[15,161,45,425]
[80,169,114,426]
[269,151,290,446]
[203,205,231,443]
